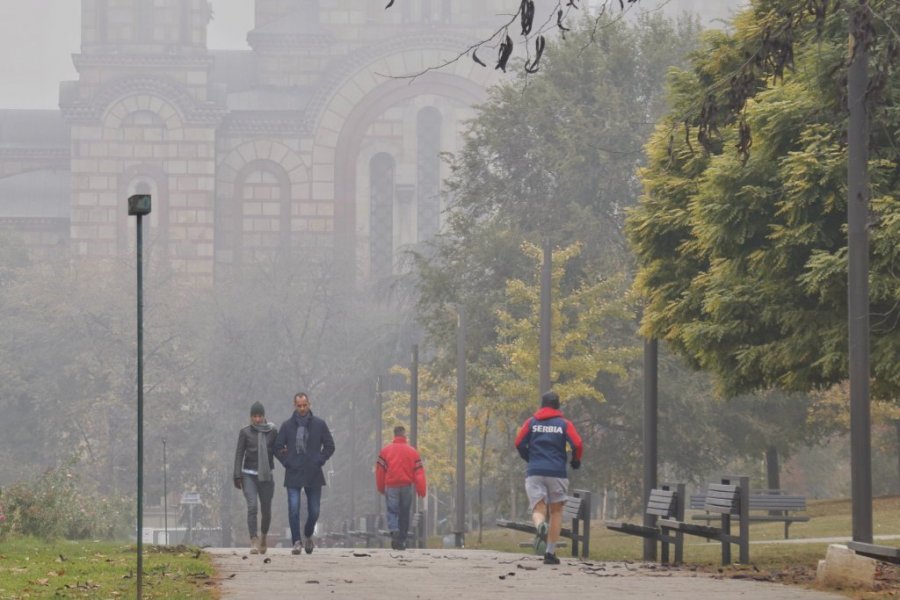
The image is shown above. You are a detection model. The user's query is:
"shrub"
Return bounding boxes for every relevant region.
[0,489,8,542]
[3,458,133,540]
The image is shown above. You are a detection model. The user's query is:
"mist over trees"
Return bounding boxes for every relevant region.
[1,0,898,546]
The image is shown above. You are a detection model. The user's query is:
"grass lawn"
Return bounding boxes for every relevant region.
[0,538,217,599]
[461,495,900,598]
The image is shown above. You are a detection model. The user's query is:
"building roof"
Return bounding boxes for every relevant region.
[0,110,68,148]
[209,50,259,92]
[0,170,70,219]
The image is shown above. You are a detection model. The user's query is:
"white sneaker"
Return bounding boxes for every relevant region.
[291,541,302,555]
[249,536,259,555]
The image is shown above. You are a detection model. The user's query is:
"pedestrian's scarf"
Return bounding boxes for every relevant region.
[251,422,275,482]
[294,412,312,455]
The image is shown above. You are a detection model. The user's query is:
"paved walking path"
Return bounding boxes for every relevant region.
[207,547,845,599]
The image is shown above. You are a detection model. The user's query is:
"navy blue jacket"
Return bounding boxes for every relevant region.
[515,407,583,478]
[274,410,335,488]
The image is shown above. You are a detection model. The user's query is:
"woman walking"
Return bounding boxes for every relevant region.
[233,401,278,554]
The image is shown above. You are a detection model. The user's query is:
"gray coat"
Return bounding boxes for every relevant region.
[233,425,278,480]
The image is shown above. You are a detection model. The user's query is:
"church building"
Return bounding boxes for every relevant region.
[0,0,505,281]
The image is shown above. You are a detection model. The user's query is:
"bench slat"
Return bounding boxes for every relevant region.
[847,542,900,564]
[646,506,674,517]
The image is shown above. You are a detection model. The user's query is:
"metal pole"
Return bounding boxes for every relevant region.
[162,438,168,545]
[349,400,356,523]
[410,345,420,514]
[847,0,872,544]
[410,345,419,448]
[455,307,467,547]
[539,237,552,394]
[642,338,658,561]
[375,377,383,515]
[136,212,144,598]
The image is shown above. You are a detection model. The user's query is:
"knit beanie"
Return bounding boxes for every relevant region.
[250,401,265,416]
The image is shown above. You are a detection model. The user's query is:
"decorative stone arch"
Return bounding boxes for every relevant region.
[216,140,309,265]
[310,44,491,273]
[101,92,185,134]
[93,76,197,128]
[116,163,169,257]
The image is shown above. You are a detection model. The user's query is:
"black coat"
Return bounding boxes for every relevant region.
[274,410,335,488]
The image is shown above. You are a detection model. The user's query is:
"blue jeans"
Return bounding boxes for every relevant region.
[241,474,274,539]
[385,485,413,543]
[287,486,322,544]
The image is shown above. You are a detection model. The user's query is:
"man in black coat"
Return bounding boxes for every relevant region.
[274,392,335,554]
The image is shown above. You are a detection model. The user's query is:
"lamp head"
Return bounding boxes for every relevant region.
[128,194,152,216]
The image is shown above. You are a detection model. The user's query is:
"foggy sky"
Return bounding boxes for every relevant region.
[0,0,254,109]
[0,0,743,110]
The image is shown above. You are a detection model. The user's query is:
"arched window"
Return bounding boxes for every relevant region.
[416,107,442,242]
[231,161,292,265]
[180,0,192,46]
[136,0,154,42]
[97,0,109,44]
[370,153,395,278]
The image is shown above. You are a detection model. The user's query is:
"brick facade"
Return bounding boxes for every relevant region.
[0,0,504,283]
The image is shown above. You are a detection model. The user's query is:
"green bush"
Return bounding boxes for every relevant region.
[3,458,133,540]
[0,489,8,541]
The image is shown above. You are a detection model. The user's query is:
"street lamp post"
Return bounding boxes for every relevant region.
[455,307,466,548]
[162,437,168,545]
[539,237,551,394]
[128,194,151,599]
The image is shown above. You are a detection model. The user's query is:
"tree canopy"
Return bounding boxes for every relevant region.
[627,1,900,399]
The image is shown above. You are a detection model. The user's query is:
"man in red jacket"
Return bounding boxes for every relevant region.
[376,425,427,550]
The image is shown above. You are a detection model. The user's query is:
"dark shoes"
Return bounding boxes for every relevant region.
[543,552,560,565]
[304,537,314,554]
[390,531,407,551]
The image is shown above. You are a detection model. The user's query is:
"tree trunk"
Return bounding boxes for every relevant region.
[477,412,490,543]
[765,445,781,491]
[895,420,900,494]
[765,445,782,517]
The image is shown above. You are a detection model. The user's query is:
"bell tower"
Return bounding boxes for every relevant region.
[80,0,212,54]
[254,0,319,29]
[61,0,224,277]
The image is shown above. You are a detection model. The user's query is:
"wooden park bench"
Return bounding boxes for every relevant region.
[605,483,686,564]
[690,488,809,539]
[847,541,900,565]
[496,489,591,559]
[658,476,750,565]
[378,510,428,549]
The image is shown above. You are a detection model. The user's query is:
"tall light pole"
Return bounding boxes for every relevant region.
[455,307,466,547]
[128,194,151,599]
[375,376,383,515]
[539,237,551,394]
[847,0,872,544]
[642,338,658,561]
[162,437,168,545]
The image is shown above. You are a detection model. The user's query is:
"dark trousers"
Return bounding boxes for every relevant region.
[241,473,274,539]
